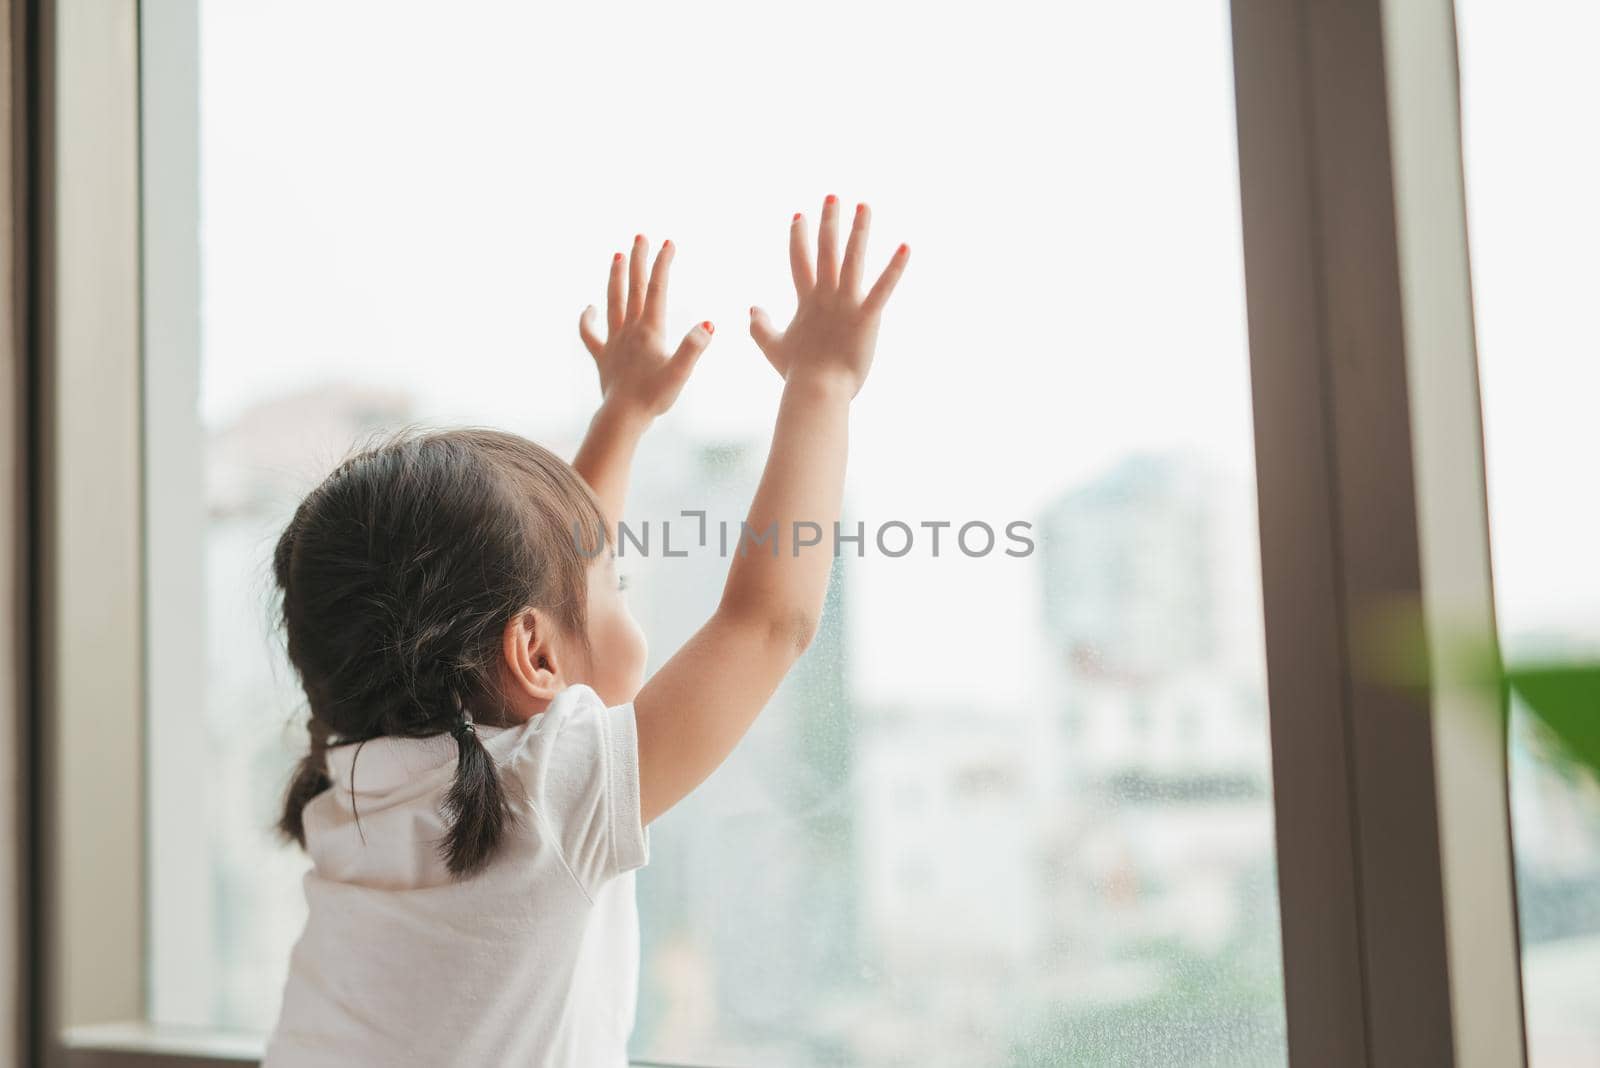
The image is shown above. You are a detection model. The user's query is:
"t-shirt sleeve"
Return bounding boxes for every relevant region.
[509,687,649,898]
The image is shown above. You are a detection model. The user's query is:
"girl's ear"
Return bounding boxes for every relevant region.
[501,608,564,712]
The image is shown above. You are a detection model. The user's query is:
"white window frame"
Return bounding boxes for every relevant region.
[28,0,1531,1064]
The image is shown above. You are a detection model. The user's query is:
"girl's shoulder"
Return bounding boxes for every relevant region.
[497,683,626,786]
[501,683,648,891]
[502,683,607,749]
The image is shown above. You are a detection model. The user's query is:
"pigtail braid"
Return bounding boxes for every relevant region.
[279,715,333,847]
[440,705,511,877]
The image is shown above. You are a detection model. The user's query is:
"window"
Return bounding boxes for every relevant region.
[38,0,1546,1064]
[141,0,1288,1062]
[1457,2,1600,1063]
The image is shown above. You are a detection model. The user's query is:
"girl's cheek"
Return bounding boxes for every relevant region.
[592,602,647,702]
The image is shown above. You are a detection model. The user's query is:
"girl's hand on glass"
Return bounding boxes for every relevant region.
[749,195,909,398]
[578,234,713,421]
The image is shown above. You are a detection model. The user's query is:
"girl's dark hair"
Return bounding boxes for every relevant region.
[273,428,607,877]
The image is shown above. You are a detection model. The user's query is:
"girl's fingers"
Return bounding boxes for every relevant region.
[664,320,714,387]
[644,239,674,331]
[789,212,815,296]
[625,233,649,322]
[862,243,911,316]
[815,194,841,288]
[839,201,870,298]
[606,251,626,334]
[578,305,606,360]
[749,306,784,372]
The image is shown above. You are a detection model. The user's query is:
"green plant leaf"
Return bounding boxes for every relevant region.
[1506,664,1600,775]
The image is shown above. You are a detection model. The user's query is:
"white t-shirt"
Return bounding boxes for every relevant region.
[263,684,650,1068]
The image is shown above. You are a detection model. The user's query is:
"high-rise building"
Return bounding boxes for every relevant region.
[1028,452,1284,1059]
[1036,451,1268,789]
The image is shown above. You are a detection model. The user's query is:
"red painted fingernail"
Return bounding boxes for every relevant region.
[701,320,714,334]
[635,233,644,243]
[898,243,909,256]
[793,212,803,222]
[824,194,838,206]
[856,202,866,215]
[613,252,624,263]
[662,239,672,249]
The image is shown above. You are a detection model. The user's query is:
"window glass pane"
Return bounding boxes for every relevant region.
[1457,3,1600,1064]
[151,1,1288,1061]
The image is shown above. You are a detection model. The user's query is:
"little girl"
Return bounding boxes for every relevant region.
[262,196,907,1067]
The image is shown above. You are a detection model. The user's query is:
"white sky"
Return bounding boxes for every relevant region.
[197,0,1598,695]
[199,0,1256,478]
[1456,0,1600,651]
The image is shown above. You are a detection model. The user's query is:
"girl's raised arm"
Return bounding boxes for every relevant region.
[633,196,909,824]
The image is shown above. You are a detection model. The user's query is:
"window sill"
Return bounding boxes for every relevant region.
[61,1023,260,1067]
[59,1023,723,1068]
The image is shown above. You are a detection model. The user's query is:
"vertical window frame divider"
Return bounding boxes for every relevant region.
[1230,0,1527,1064]
[38,0,146,1058]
